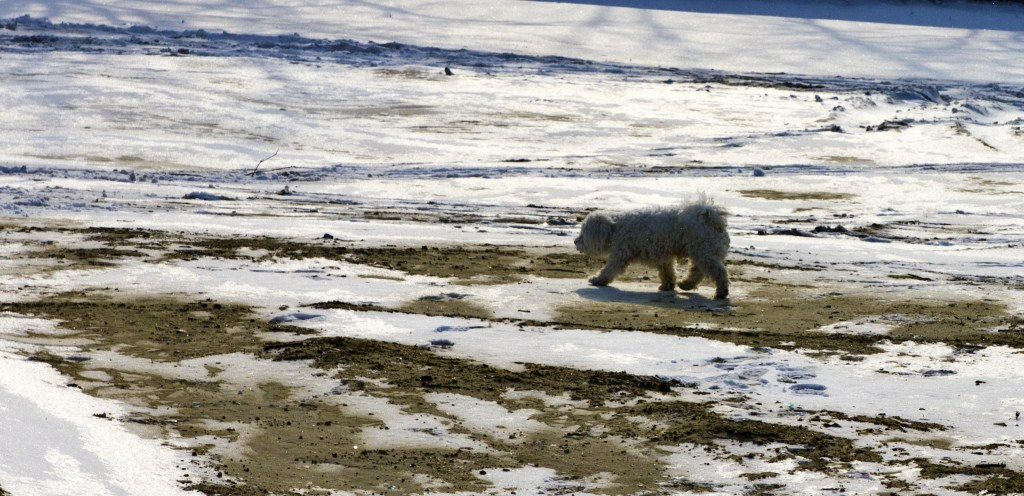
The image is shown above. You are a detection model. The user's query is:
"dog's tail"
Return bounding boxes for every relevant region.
[691,193,728,232]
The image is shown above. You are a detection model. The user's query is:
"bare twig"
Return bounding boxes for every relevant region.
[249,150,279,177]
[249,165,309,174]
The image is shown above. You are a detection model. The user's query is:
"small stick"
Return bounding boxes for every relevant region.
[249,150,279,177]
[251,165,308,174]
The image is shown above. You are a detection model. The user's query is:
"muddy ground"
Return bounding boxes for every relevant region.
[2,224,1023,495]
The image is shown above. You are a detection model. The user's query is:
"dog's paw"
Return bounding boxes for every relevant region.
[588,277,609,287]
[714,290,729,300]
[658,283,676,291]
[678,281,698,290]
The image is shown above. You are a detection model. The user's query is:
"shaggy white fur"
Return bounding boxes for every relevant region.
[574,196,731,299]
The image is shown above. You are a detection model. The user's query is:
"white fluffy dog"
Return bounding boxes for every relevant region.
[574,196,731,299]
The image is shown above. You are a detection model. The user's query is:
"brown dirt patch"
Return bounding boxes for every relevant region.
[5,226,1023,494]
[2,294,298,362]
[37,226,593,284]
[737,189,854,201]
[628,401,882,471]
[341,246,589,284]
[8,289,960,495]
[398,294,495,319]
[555,287,1017,355]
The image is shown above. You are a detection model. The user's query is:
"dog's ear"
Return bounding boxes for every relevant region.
[585,212,614,249]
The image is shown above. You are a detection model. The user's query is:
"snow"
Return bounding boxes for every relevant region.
[2,0,1024,494]
[347,393,492,452]
[0,347,199,496]
[472,466,564,496]
[425,392,552,442]
[3,0,1023,83]
[3,10,1024,173]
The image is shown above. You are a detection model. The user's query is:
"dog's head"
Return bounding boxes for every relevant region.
[574,212,614,255]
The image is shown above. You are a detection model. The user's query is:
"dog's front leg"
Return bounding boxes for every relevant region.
[589,253,628,286]
[678,261,704,291]
[657,260,677,291]
[691,255,729,300]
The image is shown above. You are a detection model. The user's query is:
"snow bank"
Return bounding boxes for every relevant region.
[0,347,199,496]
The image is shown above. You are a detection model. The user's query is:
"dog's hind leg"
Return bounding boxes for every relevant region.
[657,259,677,291]
[694,255,729,299]
[678,260,704,291]
[589,253,628,287]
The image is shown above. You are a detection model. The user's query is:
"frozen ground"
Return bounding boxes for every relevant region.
[1,1,1024,495]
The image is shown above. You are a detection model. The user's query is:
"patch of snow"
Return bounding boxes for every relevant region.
[345,393,491,453]
[0,313,63,337]
[815,315,911,336]
[472,466,562,495]
[425,392,552,442]
[0,349,201,496]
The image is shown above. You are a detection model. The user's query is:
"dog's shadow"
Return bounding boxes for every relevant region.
[576,286,730,312]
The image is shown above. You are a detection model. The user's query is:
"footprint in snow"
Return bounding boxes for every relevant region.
[434,325,470,333]
[270,312,323,323]
[777,366,817,383]
[429,339,455,349]
[790,383,828,396]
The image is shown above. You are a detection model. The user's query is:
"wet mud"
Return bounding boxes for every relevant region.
[557,289,1019,355]
[736,189,855,201]
[7,290,963,495]
[3,225,1023,494]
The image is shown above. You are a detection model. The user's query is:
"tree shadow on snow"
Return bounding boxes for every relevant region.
[528,0,1024,32]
